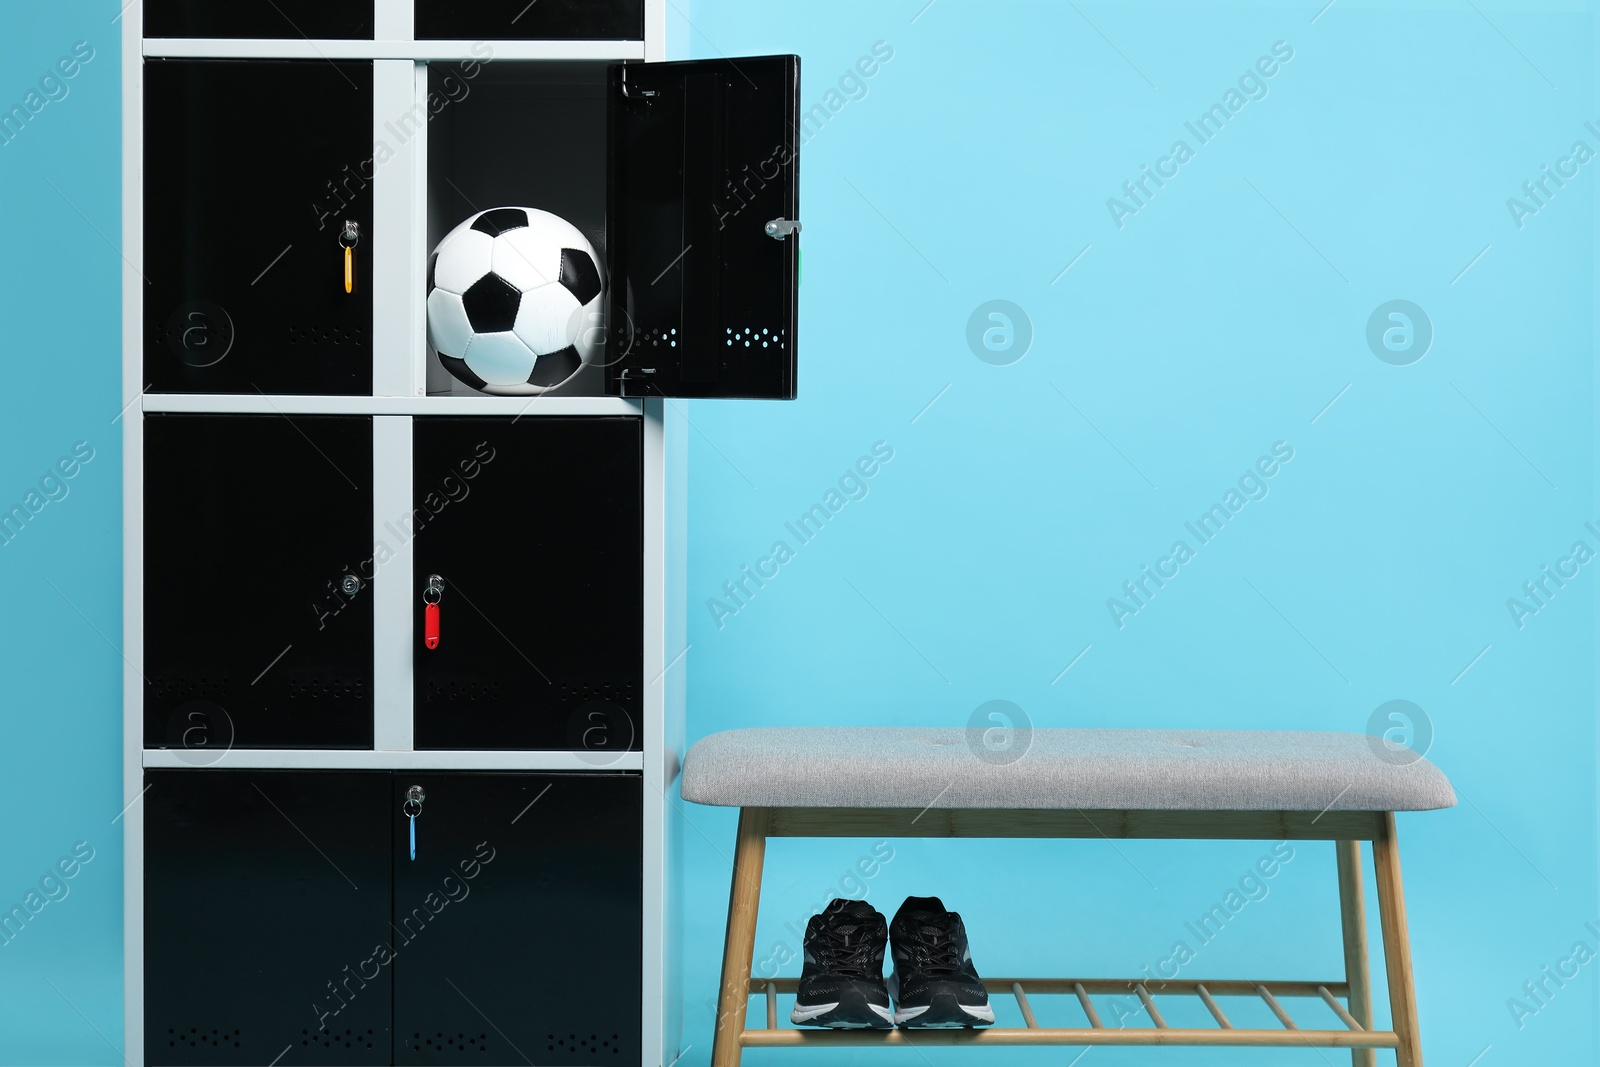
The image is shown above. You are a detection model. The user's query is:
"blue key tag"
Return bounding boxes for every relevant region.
[403,785,425,862]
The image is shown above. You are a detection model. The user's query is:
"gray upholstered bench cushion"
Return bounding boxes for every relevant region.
[681,728,1455,812]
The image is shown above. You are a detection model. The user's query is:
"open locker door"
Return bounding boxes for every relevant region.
[604,55,800,399]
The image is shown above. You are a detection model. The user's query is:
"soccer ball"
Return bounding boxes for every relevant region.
[427,207,605,395]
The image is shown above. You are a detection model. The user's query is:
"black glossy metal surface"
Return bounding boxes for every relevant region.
[415,0,642,42]
[391,773,642,1065]
[426,62,608,270]
[606,56,799,399]
[412,417,642,751]
[145,1,374,39]
[144,414,373,749]
[145,60,373,395]
[144,770,392,1065]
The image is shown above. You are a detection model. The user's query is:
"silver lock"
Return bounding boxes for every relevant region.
[340,574,361,596]
[341,220,362,247]
[764,218,801,240]
[405,784,425,807]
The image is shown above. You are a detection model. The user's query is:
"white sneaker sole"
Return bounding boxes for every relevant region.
[790,1001,896,1027]
[892,1002,995,1027]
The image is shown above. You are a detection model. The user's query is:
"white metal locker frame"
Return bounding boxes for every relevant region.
[120,3,688,1064]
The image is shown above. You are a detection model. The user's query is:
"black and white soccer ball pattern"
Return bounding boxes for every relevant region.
[426,207,605,395]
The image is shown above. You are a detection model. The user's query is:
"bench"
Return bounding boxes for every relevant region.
[682,726,1456,1066]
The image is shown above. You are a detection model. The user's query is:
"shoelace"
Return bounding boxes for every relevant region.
[812,922,882,979]
[902,921,965,976]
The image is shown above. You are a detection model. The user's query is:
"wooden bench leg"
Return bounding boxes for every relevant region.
[1336,839,1376,1067]
[1372,813,1424,1067]
[711,807,769,1067]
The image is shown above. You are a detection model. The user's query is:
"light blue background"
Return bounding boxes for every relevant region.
[0,2,125,1064]
[2,1,1597,1064]
[677,1,1599,1065]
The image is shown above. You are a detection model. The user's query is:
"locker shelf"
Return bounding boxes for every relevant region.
[141,393,642,416]
[142,38,646,61]
[142,748,646,770]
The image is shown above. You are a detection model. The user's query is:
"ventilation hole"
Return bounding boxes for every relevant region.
[557,681,635,706]
[286,324,368,347]
[151,676,235,701]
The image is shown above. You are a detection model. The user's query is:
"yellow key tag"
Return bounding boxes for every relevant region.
[340,221,360,295]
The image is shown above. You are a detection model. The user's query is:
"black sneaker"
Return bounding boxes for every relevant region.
[888,896,995,1028]
[790,899,894,1028]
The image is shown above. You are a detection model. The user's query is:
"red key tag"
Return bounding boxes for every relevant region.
[422,575,444,649]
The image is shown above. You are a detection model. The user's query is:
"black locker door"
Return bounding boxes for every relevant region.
[415,0,643,42]
[145,1,374,39]
[145,414,373,750]
[391,773,642,1065]
[145,770,392,1066]
[605,55,800,399]
[145,60,373,395]
[412,417,642,751]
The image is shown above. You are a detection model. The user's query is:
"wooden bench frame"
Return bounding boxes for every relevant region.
[710,807,1424,1066]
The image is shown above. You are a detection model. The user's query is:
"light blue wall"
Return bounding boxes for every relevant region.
[0,2,125,1065]
[1,1,1596,1065]
[679,1,1599,1065]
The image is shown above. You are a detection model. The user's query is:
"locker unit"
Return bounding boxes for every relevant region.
[143,53,798,401]
[389,772,643,1064]
[143,59,375,395]
[144,770,641,1066]
[143,770,393,1064]
[123,3,800,1065]
[143,413,375,750]
[411,416,644,751]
